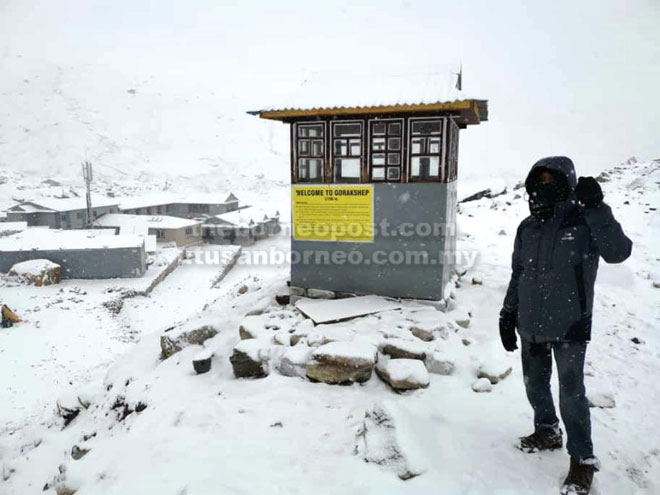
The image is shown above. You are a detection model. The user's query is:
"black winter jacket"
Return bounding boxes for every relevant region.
[503,157,632,342]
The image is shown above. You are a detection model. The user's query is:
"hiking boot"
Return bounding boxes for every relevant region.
[515,427,563,453]
[560,457,597,494]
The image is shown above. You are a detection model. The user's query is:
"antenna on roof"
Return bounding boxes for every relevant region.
[455,63,463,91]
[82,161,93,227]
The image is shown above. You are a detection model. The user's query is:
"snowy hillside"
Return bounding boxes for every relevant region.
[1,159,659,494]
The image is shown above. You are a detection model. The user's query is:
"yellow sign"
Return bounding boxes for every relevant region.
[292,185,374,242]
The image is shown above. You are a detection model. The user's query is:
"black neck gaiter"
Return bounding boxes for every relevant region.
[528,182,564,220]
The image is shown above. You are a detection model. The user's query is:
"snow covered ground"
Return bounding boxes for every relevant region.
[1,160,658,494]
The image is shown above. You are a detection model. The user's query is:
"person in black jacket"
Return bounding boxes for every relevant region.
[500,156,632,495]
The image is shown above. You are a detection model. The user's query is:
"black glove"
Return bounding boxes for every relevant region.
[499,307,518,352]
[575,177,603,209]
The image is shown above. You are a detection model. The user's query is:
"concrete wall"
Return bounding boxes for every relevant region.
[122,201,239,219]
[0,245,146,279]
[291,182,457,300]
[148,225,201,247]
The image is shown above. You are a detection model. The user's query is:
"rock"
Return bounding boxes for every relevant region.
[459,187,507,203]
[588,393,616,409]
[471,275,483,285]
[410,325,435,342]
[306,341,377,384]
[230,340,270,378]
[472,378,493,393]
[450,310,471,329]
[239,315,271,340]
[71,445,90,460]
[192,350,213,374]
[306,288,336,299]
[8,259,61,286]
[462,338,473,346]
[376,359,430,391]
[653,281,660,289]
[275,294,290,305]
[160,325,218,360]
[237,284,249,295]
[56,486,77,495]
[379,338,427,361]
[425,352,455,375]
[289,286,306,296]
[277,345,314,378]
[477,363,512,384]
[498,229,507,236]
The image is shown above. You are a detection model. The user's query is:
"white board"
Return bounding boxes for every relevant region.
[295,295,401,324]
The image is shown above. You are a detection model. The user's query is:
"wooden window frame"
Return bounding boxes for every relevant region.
[292,121,326,183]
[330,120,364,183]
[407,117,447,182]
[368,118,404,182]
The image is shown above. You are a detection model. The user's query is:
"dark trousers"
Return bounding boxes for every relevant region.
[521,338,593,461]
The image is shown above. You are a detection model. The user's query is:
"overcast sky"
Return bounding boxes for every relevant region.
[1,0,658,181]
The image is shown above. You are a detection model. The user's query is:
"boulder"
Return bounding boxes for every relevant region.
[277,345,314,378]
[472,378,493,393]
[160,325,219,360]
[239,314,271,340]
[376,359,430,391]
[8,259,61,286]
[230,339,270,378]
[379,338,428,361]
[192,350,213,374]
[306,341,377,384]
[425,352,455,375]
[477,362,512,384]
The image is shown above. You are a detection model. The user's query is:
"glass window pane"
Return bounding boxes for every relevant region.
[427,156,440,177]
[299,126,308,138]
[411,138,424,154]
[387,153,400,165]
[298,140,309,156]
[411,157,421,177]
[349,139,361,156]
[387,167,400,180]
[299,124,323,138]
[372,153,385,165]
[372,122,386,135]
[334,122,361,137]
[412,120,442,135]
[299,158,309,179]
[388,122,402,135]
[309,159,322,179]
[334,139,347,156]
[388,137,401,150]
[372,167,385,180]
[372,137,386,151]
[311,140,323,156]
[335,158,361,179]
[428,137,441,154]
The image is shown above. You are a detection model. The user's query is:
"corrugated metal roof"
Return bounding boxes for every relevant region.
[251,72,488,123]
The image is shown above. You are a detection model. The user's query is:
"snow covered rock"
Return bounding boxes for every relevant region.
[425,352,455,375]
[588,393,616,409]
[306,341,377,384]
[230,339,270,378]
[277,345,314,378]
[8,259,61,286]
[160,325,219,360]
[449,310,471,329]
[477,362,512,384]
[376,359,430,391]
[192,349,213,374]
[239,315,272,340]
[379,338,428,361]
[472,377,493,393]
[407,309,448,341]
[306,288,335,299]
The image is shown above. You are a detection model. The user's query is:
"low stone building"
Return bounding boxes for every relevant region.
[0,228,146,279]
[118,193,239,219]
[203,208,280,246]
[5,195,120,229]
[94,213,202,247]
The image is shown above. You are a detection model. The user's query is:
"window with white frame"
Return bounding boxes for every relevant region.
[369,119,402,181]
[409,118,443,181]
[332,122,362,183]
[296,123,324,182]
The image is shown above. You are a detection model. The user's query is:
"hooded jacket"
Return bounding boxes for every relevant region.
[503,157,632,342]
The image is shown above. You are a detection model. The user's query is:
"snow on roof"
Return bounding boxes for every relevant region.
[9,194,119,212]
[0,222,28,234]
[94,213,200,230]
[0,228,144,252]
[117,193,239,210]
[211,207,277,227]
[254,72,487,122]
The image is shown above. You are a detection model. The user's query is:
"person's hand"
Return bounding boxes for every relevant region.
[575,177,603,209]
[499,307,518,352]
